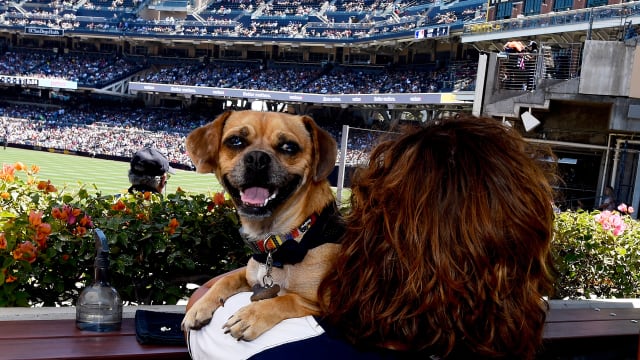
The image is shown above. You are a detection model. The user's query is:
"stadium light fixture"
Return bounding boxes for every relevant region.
[521,110,541,132]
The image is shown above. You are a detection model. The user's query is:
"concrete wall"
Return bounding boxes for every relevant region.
[630,45,640,99]
[579,40,635,97]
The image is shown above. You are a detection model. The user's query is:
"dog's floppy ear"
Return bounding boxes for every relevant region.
[186,111,232,173]
[302,115,337,182]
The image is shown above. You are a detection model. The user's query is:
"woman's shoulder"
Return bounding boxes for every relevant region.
[248,329,404,360]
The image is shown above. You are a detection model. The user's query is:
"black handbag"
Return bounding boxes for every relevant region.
[134,309,186,346]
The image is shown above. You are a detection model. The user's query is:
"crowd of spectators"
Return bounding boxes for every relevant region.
[0,0,488,40]
[0,49,144,88]
[0,48,478,92]
[0,101,380,168]
[137,59,477,93]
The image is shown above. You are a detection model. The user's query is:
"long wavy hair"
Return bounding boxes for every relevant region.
[318,115,557,359]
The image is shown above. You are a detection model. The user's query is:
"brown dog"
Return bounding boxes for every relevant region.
[181,110,343,341]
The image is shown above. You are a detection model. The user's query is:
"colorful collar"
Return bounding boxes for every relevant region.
[245,213,317,254]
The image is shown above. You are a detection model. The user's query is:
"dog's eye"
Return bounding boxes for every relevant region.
[224,136,245,149]
[279,142,300,155]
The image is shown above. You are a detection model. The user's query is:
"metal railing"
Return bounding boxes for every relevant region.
[496,42,583,91]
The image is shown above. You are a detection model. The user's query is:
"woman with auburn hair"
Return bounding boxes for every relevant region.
[186,115,556,360]
[317,115,556,359]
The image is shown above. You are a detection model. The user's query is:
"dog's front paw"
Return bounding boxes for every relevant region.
[222,302,273,341]
[181,299,222,331]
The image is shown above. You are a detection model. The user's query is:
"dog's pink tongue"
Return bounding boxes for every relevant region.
[241,187,270,206]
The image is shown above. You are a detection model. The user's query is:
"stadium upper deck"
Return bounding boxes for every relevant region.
[0,0,486,44]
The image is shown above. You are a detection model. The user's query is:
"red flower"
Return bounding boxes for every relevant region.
[111,200,127,212]
[213,192,226,206]
[51,207,63,220]
[0,232,6,250]
[37,180,48,191]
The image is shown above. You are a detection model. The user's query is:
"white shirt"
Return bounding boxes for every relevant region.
[187,292,325,360]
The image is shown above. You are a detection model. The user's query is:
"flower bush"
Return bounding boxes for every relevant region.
[0,162,248,307]
[553,204,640,299]
[4,160,640,306]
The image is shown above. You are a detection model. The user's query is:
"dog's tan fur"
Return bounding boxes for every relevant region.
[181,110,340,340]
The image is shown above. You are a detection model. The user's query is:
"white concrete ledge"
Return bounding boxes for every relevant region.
[548,299,640,309]
[1,299,639,321]
[0,305,186,321]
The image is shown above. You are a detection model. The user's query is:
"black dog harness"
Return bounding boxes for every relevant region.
[243,203,344,267]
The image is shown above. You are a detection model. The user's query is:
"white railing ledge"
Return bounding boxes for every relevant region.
[2,299,640,321]
[548,298,640,309]
[0,305,186,321]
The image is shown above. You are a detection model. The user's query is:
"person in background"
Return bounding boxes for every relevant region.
[598,185,616,211]
[186,115,557,360]
[128,147,175,194]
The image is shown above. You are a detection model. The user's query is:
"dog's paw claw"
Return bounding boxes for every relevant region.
[182,304,218,331]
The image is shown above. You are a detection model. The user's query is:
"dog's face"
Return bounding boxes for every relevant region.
[186,110,337,231]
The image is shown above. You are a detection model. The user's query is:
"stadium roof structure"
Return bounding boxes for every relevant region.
[462,1,640,51]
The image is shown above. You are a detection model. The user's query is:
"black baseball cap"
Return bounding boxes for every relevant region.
[130,148,176,177]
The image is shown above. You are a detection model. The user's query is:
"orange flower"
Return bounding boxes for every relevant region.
[6,274,17,283]
[0,192,9,200]
[37,180,57,192]
[13,162,25,171]
[0,232,6,249]
[13,241,38,263]
[46,182,57,193]
[79,215,93,227]
[0,164,15,182]
[136,213,146,220]
[213,192,226,206]
[51,207,62,220]
[29,210,43,227]
[73,226,87,236]
[30,164,40,174]
[111,200,126,212]
[166,218,180,235]
[35,223,52,248]
[143,191,151,200]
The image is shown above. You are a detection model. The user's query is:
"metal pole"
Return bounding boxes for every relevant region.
[336,124,349,207]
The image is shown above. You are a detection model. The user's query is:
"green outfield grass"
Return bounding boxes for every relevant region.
[1,147,223,195]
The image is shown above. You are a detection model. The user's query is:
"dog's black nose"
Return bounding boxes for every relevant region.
[244,151,271,170]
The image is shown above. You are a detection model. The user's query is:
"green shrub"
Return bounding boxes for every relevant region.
[552,205,640,299]
[0,162,248,307]
[4,160,640,306]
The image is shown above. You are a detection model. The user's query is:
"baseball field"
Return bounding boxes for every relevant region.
[1,147,223,195]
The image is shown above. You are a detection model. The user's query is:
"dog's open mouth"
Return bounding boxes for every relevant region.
[224,175,301,218]
[240,187,277,208]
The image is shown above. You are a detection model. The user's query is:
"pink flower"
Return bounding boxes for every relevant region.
[618,203,635,215]
[595,211,627,237]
